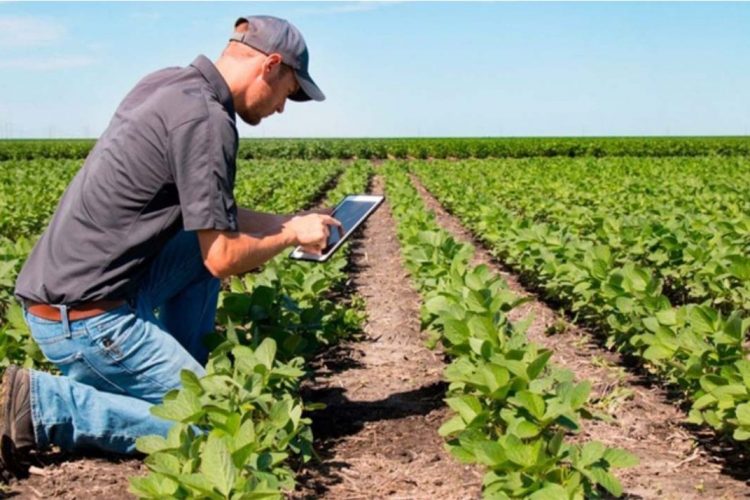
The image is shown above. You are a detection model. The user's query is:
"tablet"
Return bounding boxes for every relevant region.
[289,194,385,262]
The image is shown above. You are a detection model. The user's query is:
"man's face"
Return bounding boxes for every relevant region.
[238,61,300,126]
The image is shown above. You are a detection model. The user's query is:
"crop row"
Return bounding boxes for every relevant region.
[418,157,750,313]
[131,162,371,498]
[383,164,636,499]
[3,136,750,161]
[412,159,750,445]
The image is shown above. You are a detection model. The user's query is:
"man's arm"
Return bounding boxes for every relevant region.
[237,207,333,237]
[197,228,294,278]
[237,207,290,237]
[197,212,342,279]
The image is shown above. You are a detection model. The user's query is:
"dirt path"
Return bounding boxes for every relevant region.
[5,454,142,499]
[294,175,482,499]
[410,173,750,500]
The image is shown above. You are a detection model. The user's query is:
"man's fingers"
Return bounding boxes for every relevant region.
[320,215,342,228]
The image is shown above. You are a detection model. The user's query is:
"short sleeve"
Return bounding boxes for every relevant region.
[168,114,239,232]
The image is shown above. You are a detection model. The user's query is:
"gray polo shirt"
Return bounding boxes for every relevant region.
[15,55,239,306]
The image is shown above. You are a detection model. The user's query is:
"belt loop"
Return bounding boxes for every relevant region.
[57,305,72,339]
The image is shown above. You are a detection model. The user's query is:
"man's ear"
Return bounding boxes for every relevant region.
[263,53,284,75]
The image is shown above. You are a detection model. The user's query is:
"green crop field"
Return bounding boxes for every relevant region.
[2,137,750,498]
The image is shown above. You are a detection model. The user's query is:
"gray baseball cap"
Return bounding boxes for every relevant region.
[230,15,325,102]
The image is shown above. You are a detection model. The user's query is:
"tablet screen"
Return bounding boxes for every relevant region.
[324,199,378,253]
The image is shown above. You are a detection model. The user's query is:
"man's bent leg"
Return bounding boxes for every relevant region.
[138,229,221,364]
[25,303,204,405]
[29,370,171,454]
[23,300,204,454]
[159,277,220,366]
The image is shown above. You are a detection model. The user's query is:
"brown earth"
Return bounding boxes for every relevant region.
[293,175,482,499]
[3,453,142,499]
[410,172,750,499]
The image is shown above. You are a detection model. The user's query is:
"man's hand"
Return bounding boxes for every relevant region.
[283,213,343,255]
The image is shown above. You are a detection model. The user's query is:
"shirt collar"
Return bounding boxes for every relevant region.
[190,55,235,117]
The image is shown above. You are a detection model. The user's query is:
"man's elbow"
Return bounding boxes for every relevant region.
[197,229,234,279]
[203,255,232,279]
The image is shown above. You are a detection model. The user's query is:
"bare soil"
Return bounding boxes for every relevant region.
[3,453,143,499]
[410,173,750,499]
[293,175,482,499]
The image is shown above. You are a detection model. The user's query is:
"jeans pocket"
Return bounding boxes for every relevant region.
[87,309,140,362]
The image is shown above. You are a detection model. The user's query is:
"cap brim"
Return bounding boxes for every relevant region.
[289,69,325,102]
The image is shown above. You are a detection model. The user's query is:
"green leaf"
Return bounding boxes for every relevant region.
[475,440,506,467]
[590,466,623,497]
[569,381,591,409]
[655,309,677,326]
[438,415,466,436]
[513,391,546,420]
[424,295,453,316]
[603,448,640,468]
[528,484,569,500]
[151,388,203,422]
[527,350,553,380]
[642,316,660,333]
[146,453,182,476]
[736,403,750,426]
[135,435,169,455]
[446,395,483,423]
[692,392,717,410]
[481,364,510,393]
[201,433,237,497]
[690,306,717,334]
[503,435,535,468]
[255,338,277,370]
[269,399,292,428]
[129,474,179,498]
[467,315,495,340]
[643,344,674,362]
[579,441,606,467]
[728,255,750,280]
[443,319,470,345]
[513,420,541,439]
[180,369,204,395]
[176,473,216,495]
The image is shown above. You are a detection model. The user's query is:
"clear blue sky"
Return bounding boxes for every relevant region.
[1,1,749,138]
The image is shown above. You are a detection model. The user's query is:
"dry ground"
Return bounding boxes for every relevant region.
[293,175,482,499]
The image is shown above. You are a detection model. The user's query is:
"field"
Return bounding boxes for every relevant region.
[2,137,750,499]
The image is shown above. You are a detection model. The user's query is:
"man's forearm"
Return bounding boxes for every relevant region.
[200,209,337,278]
[237,207,291,236]
[203,227,296,278]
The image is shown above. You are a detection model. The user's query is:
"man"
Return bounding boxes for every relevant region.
[0,15,339,479]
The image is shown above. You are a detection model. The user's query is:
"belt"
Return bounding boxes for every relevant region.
[25,299,127,322]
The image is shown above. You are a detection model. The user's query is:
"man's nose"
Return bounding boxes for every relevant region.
[276,101,286,114]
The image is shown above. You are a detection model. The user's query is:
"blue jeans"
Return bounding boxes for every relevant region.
[21,230,220,454]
